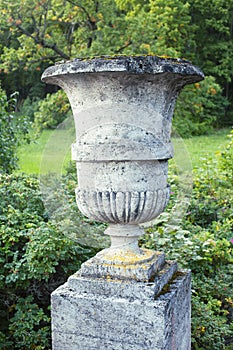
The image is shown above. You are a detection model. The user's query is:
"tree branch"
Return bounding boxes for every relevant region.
[66,0,92,23]
[66,0,97,30]
[116,40,132,53]
[15,23,70,60]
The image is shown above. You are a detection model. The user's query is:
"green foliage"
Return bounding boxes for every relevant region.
[0,88,18,173]
[19,96,40,122]
[1,0,233,131]
[26,222,82,281]
[40,165,109,250]
[89,0,193,58]
[141,130,233,349]
[1,131,233,348]
[187,147,233,230]
[219,130,233,183]
[0,87,31,173]
[189,0,233,83]
[192,293,232,350]
[33,90,70,132]
[189,0,233,126]
[0,172,93,349]
[173,76,228,137]
[8,296,50,350]
[0,0,192,64]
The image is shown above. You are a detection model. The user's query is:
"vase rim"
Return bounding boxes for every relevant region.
[41,55,204,83]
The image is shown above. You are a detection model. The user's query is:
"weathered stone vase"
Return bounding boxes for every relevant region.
[42,56,204,281]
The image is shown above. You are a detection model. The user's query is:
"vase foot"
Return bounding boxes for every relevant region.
[79,248,166,282]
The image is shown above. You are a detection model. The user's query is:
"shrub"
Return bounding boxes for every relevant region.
[173,76,228,137]
[1,130,232,349]
[8,296,50,350]
[19,96,41,122]
[219,130,233,184]
[0,172,92,349]
[0,87,31,173]
[33,90,70,132]
[39,165,109,251]
[141,129,233,349]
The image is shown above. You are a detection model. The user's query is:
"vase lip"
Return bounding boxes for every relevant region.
[41,55,204,83]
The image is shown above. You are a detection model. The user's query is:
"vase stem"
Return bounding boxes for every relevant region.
[104,224,144,254]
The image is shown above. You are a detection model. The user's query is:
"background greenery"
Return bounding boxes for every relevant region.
[1,127,233,350]
[0,0,233,349]
[0,0,232,136]
[16,126,231,174]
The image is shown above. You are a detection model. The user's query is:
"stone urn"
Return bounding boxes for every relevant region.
[42,55,204,281]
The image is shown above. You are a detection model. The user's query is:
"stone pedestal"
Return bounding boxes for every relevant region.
[51,268,191,350]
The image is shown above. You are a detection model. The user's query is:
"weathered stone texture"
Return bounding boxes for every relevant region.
[51,270,191,350]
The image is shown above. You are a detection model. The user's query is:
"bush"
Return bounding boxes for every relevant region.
[173,76,228,137]
[0,87,31,173]
[0,172,92,349]
[8,296,50,350]
[33,90,70,132]
[141,129,233,349]
[39,164,109,250]
[1,130,232,349]
[219,130,233,184]
[19,96,41,122]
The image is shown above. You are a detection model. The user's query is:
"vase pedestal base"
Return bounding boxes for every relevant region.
[79,248,168,282]
[51,256,191,350]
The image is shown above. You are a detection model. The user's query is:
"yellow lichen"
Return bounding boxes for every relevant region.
[102,248,156,264]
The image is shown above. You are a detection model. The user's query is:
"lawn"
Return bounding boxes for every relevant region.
[172,128,231,172]
[17,117,75,175]
[17,125,231,175]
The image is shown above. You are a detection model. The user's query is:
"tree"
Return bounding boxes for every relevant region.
[0,0,193,69]
[113,0,194,57]
[189,0,233,123]
[0,0,232,129]
[173,76,228,136]
[0,0,120,100]
[0,0,194,108]
[0,0,110,70]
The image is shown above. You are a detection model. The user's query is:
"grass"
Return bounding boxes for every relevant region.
[17,117,75,175]
[17,125,232,175]
[179,128,232,167]
[172,128,231,172]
